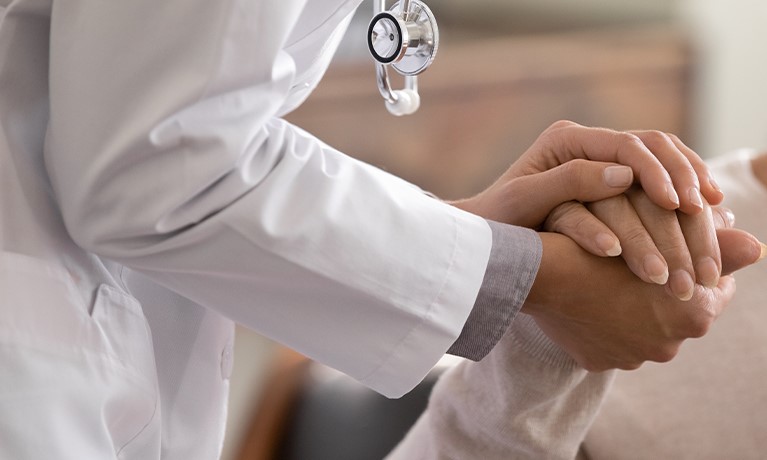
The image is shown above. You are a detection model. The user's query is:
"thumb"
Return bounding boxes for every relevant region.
[506,160,633,227]
[718,228,767,275]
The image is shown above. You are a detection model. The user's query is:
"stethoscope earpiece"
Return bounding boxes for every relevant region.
[385,89,421,116]
[368,0,438,116]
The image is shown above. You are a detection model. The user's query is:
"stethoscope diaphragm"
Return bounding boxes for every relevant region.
[367,0,439,115]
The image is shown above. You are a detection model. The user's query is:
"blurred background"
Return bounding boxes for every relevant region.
[222,1,767,459]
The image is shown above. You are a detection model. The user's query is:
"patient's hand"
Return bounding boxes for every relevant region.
[544,185,729,300]
[522,228,763,371]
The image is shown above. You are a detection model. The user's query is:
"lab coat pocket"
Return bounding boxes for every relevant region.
[90,283,161,458]
[0,254,159,459]
[91,283,157,383]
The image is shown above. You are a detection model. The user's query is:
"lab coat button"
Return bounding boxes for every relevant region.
[220,343,234,380]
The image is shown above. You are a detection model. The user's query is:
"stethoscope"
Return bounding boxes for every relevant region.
[367,0,439,116]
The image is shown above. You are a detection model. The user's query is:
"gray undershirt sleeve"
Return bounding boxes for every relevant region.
[446,220,543,361]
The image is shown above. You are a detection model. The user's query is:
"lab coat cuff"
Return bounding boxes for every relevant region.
[447,220,542,361]
[360,210,492,398]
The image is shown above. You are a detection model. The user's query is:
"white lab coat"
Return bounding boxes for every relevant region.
[0,0,492,458]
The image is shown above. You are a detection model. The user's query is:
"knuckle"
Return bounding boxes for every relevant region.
[641,130,672,148]
[552,201,596,238]
[686,314,714,338]
[538,121,577,149]
[617,132,644,148]
[649,344,679,363]
[559,159,589,196]
[621,225,650,247]
[676,306,716,339]
[589,193,630,214]
[656,238,688,260]
[549,119,578,131]
[566,209,595,232]
[665,132,682,144]
[544,202,582,232]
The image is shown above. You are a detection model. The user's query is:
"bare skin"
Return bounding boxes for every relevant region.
[524,229,761,371]
[453,122,726,291]
[452,122,763,371]
[531,152,767,370]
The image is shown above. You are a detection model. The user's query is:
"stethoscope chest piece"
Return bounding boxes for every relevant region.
[367,0,439,115]
[368,0,439,75]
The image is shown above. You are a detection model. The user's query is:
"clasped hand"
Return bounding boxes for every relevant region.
[452,120,764,371]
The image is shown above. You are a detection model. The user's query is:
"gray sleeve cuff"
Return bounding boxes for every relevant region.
[447,220,543,361]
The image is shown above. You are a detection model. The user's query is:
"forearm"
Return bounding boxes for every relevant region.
[388,315,614,460]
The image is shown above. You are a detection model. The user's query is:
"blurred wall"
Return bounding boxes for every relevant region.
[435,0,676,32]
[678,0,767,157]
[338,0,677,57]
[344,0,767,157]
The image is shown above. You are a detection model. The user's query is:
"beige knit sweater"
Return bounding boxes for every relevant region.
[584,150,767,460]
[388,149,767,460]
[387,314,614,459]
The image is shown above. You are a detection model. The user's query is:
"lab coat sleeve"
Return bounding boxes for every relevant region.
[43,0,515,397]
[448,221,542,361]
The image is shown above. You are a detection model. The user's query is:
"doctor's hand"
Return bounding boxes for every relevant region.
[522,229,764,371]
[451,121,723,240]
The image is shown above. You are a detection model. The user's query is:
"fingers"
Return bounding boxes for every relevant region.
[666,133,725,206]
[714,274,737,310]
[543,202,622,257]
[586,187,720,301]
[619,190,704,300]
[529,232,740,372]
[497,159,633,228]
[541,122,680,209]
[533,121,718,216]
[718,228,767,275]
[630,130,704,215]
[669,275,737,340]
[623,187,722,291]
[676,204,721,289]
[587,193,670,285]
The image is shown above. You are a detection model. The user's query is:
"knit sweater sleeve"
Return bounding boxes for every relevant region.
[387,314,615,460]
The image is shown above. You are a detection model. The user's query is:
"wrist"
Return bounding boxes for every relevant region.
[522,232,579,316]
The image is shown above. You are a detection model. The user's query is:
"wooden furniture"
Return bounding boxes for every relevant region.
[234,348,313,460]
[234,347,443,460]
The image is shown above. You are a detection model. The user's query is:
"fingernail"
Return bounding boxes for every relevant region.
[666,184,680,208]
[724,208,736,227]
[643,254,669,285]
[696,257,719,288]
[688,187,703,210]
[670,270,695,301]
[596,233,622,256]
[604,166,633,188]
[760,243,767,261]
